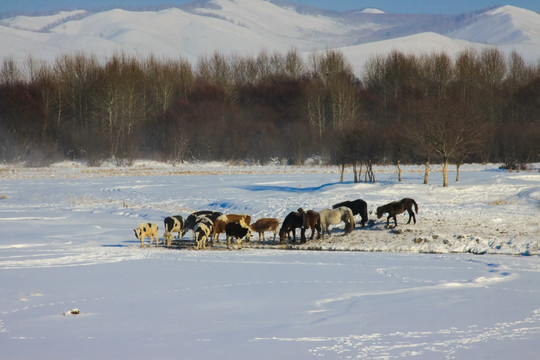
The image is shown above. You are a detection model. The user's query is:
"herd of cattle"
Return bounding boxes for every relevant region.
[133,198,419,250]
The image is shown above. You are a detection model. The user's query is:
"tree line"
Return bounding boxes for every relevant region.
[0,48,539,185]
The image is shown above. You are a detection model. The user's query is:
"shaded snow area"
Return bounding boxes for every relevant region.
[1,162,539,359]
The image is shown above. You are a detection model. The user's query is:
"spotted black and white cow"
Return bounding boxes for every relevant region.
[163,215,187,247]
[225,220,252,250]
[193,216,214,250]
[134,222,159,247]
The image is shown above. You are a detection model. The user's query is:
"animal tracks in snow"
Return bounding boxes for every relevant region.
[254,308,540,359]
[1,251,539,359]
[0,246,147,270]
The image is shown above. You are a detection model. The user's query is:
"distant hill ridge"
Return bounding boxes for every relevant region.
[0,0,539,75]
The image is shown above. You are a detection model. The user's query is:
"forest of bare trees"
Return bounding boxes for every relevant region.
[0,48,539,185]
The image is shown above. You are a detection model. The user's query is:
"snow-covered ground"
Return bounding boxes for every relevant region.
[1,161,539,359]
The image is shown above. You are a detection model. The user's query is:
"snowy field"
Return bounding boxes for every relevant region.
[1,161,539,359]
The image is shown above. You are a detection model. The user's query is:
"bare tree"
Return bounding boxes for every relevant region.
[479,48,507,123]
[453,49,482,101]
[387,123,409,182]
[364,51,420,112]
[306,50,360,131]
[357,124,385,183]
[411,99,491,186]
[196,52,238,103]
[331,129,355,182]
[0,57,23,85]
[31,61,59,147]
[419,52,453,100]
[497,123,540,170]
[283,49,305,79]
[303,77,328,139]
[54,53,99,133]
[505,51,534,92]
[90,53,146,162]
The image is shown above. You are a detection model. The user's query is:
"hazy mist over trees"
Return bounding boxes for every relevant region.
[1,48,539,184]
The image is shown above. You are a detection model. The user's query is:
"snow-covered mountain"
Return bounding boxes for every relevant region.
[0,0,539,75]
[449,5,540,45]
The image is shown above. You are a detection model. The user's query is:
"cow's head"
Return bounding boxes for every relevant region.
[195,230,204,242]
[163,232,173,243]
[279,230,286,243]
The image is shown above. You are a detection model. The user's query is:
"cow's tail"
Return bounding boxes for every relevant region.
[412,199,418,214]
[317,214,324,231]
[361,203,368,226]
[301,211,308,229]
[346,208,354,233]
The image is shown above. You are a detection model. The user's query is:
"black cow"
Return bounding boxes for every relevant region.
[225,221,252,250]
[185,210,223,230]
[333,199,368,227]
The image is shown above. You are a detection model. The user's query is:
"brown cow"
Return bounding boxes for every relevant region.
[250,218,280,242]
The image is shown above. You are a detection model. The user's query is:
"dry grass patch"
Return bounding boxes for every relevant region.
[490,199,515,205]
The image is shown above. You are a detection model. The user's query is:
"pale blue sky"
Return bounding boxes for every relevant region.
[0,0,538,15]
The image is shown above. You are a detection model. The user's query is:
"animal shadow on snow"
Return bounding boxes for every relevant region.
[166,239,198,249]
[121,239,141,245]
[369,213,417,231]
[163,238,250,250]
